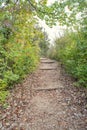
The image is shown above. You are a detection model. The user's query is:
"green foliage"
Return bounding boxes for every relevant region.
[0,79,7,90]
[4,71,19,87]
[0,2,43,104]
[46,0,87,87]
[0,0,87,105]
[37,0,87,27]
[39,31,50,56]
[47,45,56,60]
[0,91,9,104]
[48,29,87,87]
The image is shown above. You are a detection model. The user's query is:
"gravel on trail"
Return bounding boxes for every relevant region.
[0,58,87,130]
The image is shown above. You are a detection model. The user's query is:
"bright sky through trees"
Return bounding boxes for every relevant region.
[38,0,67,44]
[37,0,83,44]
[38,19,67,44]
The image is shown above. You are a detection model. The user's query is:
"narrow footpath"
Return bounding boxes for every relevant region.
[0,58,87,130]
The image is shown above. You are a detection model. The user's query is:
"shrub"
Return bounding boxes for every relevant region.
[48,29,87,87]
[0,6,41,104]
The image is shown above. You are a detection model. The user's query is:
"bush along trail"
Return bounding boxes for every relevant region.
[0,0,87,130]
[48,29,87,88]
[0,2,46,104]
[0,58,87,130]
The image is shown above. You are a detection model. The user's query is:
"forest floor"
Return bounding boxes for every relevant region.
[0,58,87,130]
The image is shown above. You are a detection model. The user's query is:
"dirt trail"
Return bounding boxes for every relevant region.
[0,58,87,130]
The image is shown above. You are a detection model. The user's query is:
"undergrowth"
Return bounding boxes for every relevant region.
[48,28,87,87]
[0,4,43,104]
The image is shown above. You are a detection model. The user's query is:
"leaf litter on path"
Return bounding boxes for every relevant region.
[0,58,87,130]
